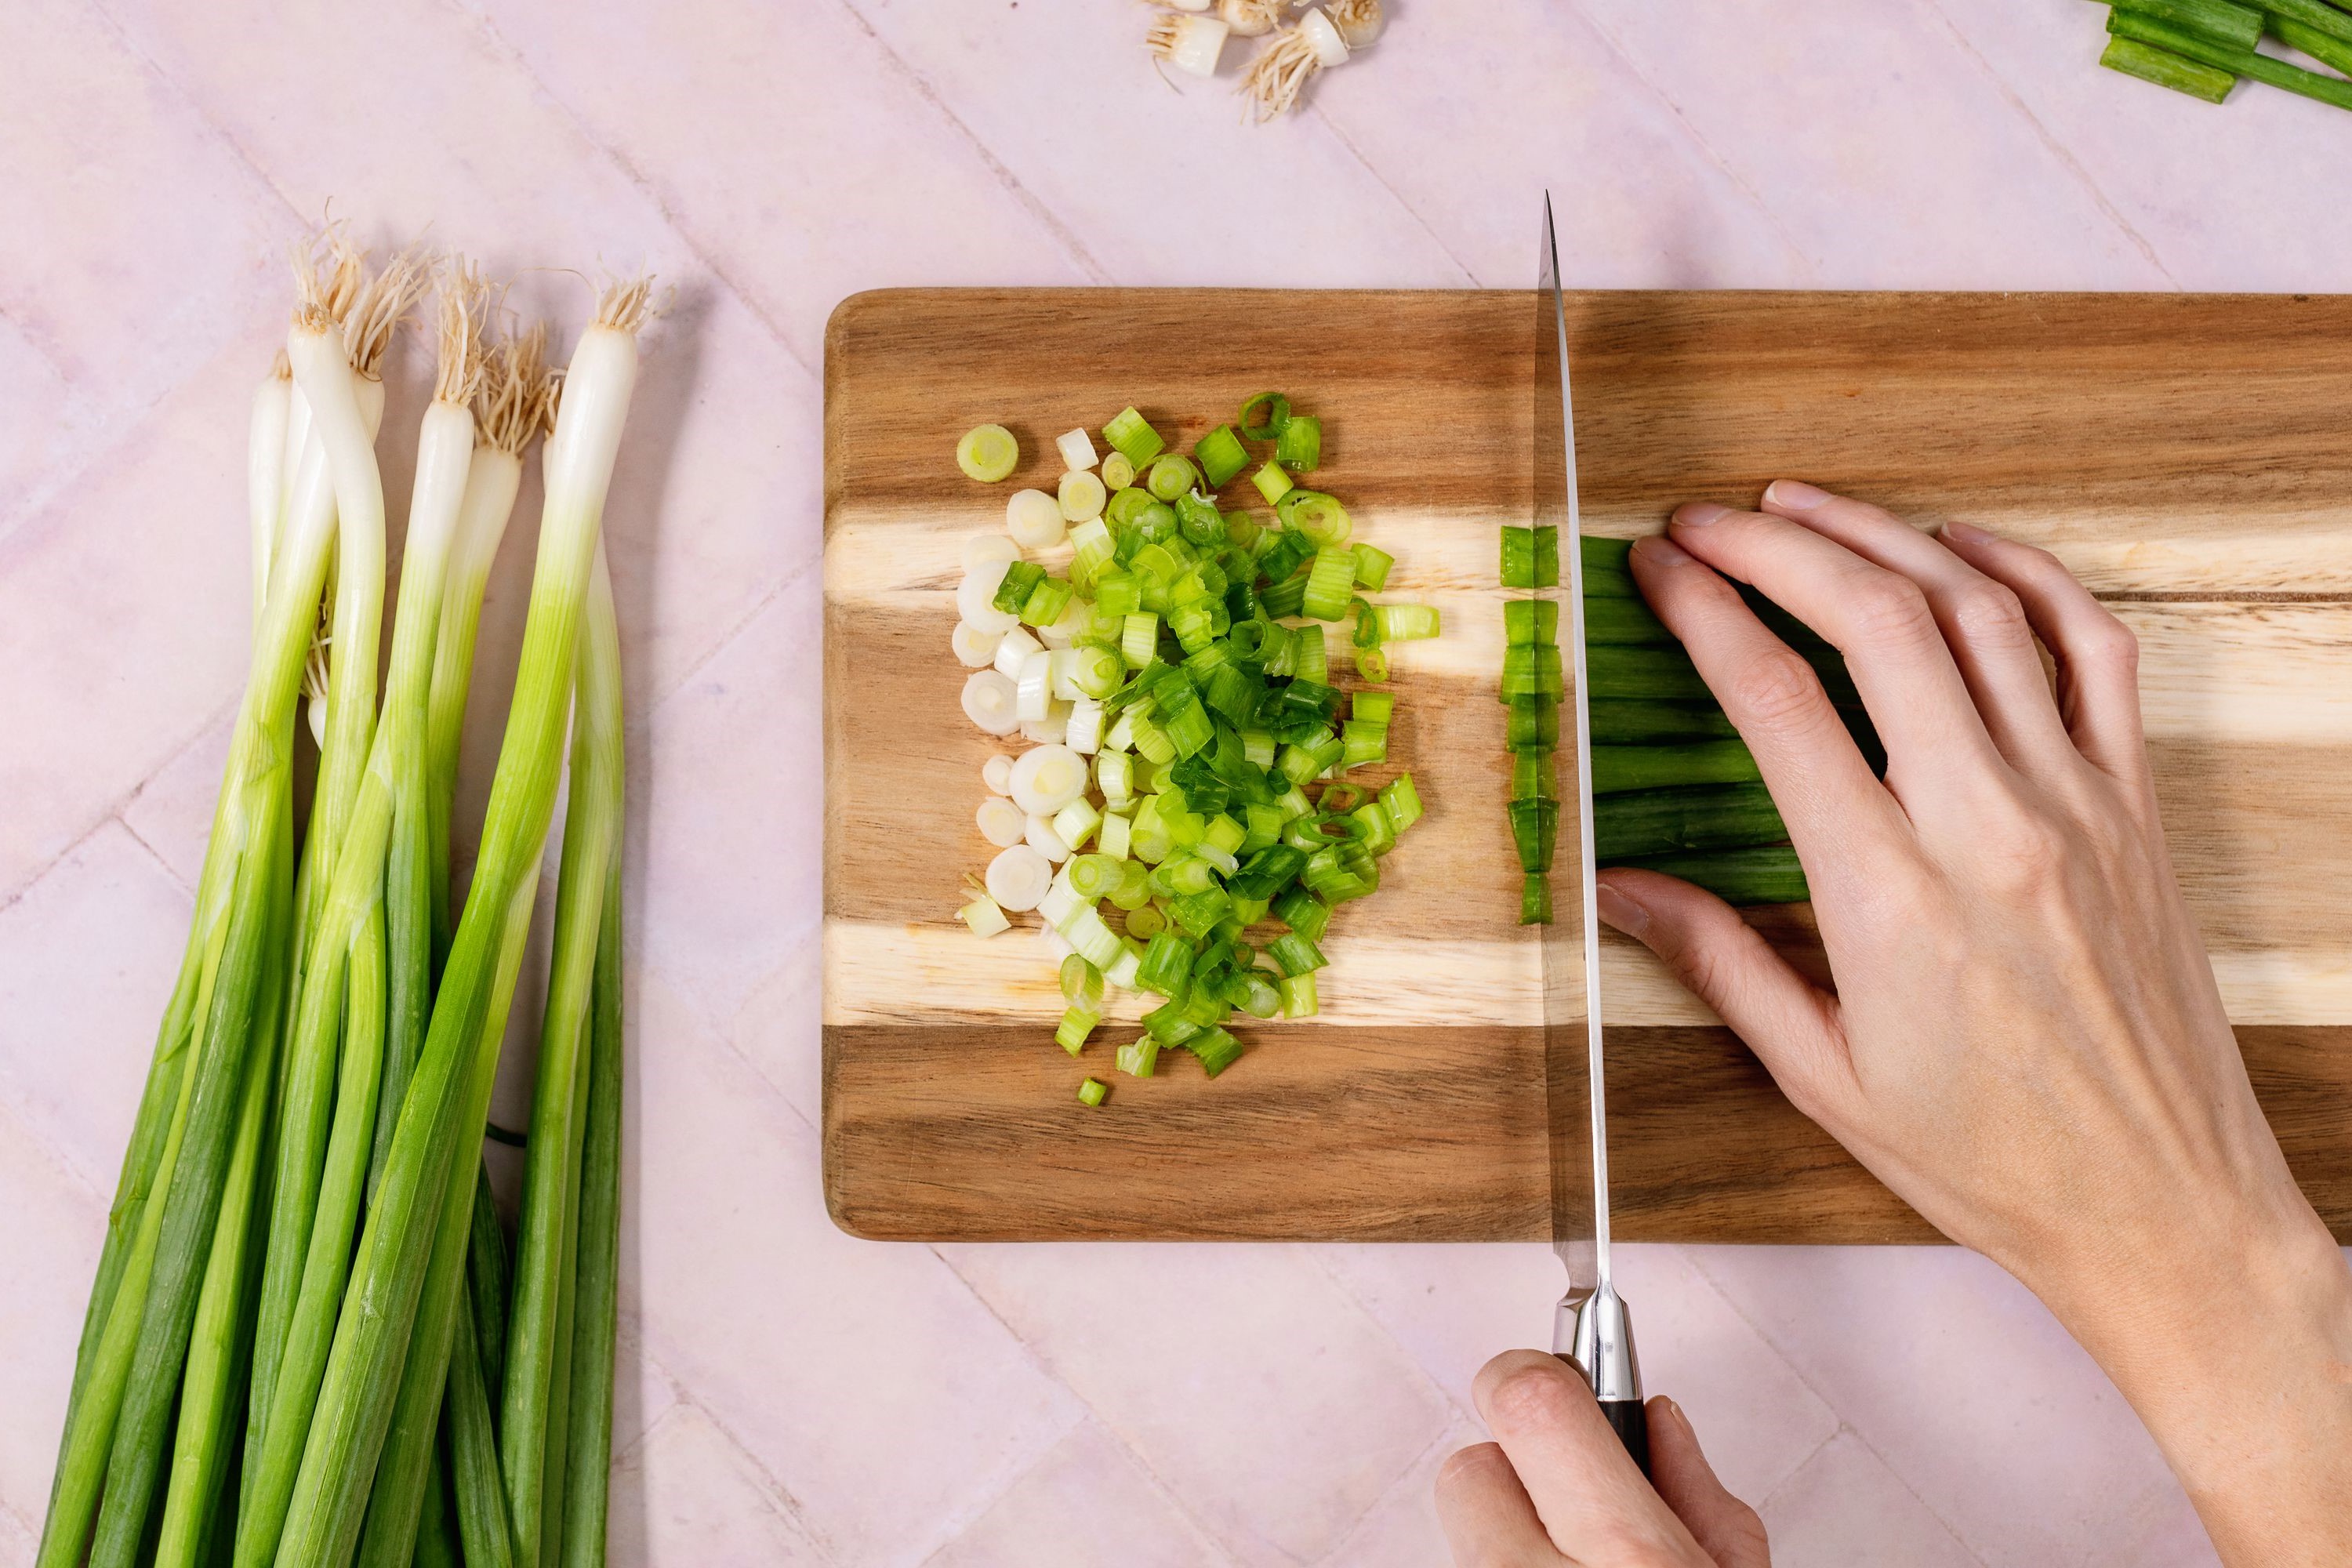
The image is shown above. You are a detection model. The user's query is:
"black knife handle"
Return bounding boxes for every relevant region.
[1598,1397,1651,1479]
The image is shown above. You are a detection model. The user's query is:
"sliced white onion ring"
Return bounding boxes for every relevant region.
[982,753,1014,795]
[961,532,1022,573]
[957,559,1020,634]
[976,797,1026,848]
[952,620,1003,668]
[1025,812,1072,863]
[985,844,1054,910]
[1007,487,1067,550]
[961,669,1021,736]
[1008,744,1089,815]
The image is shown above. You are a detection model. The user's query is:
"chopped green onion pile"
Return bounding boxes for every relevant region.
[953,394,1437,1102]
[1500,531,1882,912]
[2094,0,2352,113]
[36,238,639,1568]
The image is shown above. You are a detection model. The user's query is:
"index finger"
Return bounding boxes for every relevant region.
[1626,535,1911,870]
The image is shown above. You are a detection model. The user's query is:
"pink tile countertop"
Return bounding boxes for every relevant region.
[5,2,2350,1563]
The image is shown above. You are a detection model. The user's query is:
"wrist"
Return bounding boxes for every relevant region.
[2035,1196,2352,1554]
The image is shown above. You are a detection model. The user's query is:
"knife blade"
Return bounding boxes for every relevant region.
[1534,191,1648,1475]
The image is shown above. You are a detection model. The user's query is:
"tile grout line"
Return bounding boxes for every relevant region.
[638,1381,850,1565]
[1561,2,1820,281]
[1681,1252,1995,1563]
[1913,0,2180,288]
[830,0,1115,289]
[1303,1414,1469,1568]
[1308,108,1484,288]
[439,0,818,379]
[920,1251,1259,1565]
[1294,1243,1490,1431]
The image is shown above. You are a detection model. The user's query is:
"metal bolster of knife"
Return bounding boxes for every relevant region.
[1555,1280,1642,1404]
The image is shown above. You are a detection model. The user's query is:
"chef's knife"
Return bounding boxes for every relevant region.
[1534,192,1648,1476]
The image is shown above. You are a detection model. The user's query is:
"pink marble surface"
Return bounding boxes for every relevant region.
[6,2,2350,1563]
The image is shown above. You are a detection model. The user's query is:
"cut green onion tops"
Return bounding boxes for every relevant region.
[950,391,1432,1094]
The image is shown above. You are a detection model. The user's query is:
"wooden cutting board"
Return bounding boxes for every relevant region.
[822,288,2352,1243]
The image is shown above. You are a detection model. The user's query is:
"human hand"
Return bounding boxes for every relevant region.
[1594,483,2352,1562]
[1437,1351,1767,1566]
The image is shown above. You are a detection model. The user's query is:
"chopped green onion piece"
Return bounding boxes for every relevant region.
[1252,460,1294,505]
[1511,746,1556,802]
[1121,613,1160,669]
[1341,719,1388,769]
[1195,425,1250,487]
[1115,1038,1161,1078]
[1104,407,1166,466]
[1146,453,1201,502]
[1510,798,1559,874]
[1519,871,1552,925]
[1352,543,1395,592]
[1267,932,1327,977]
[1505,597,1559,647]
[1077,1076,1109,1106]
[1353,691,1395,725]
[1069,855,1123,902]
[1126,903,1166,941]
[1102,452,1137,491]
[993,560,1047,615]
[1278,490,1351,544]
[1189,1027,1244,1076]
[1293,624,1329,684]
[1021,575,1076,629]
[1507,695,1559,749]
[1379,773,1423,833]
[1279,972,1319,1018]
[1373,604,1440,641]
[1303,546,1358,621]
[1501,525,1537,589]
[1355,646,1390,683]
[1137,931,1195,996]
[956,423,1018,482]
[1056,1007,1100,1056]
[1501,643,1564,702]
[1351,800,1396,855]
[1533,527,1560,586]
[1237,390,1291,441]
[1276,413,1322,472]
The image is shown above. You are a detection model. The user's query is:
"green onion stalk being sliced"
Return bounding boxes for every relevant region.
[34,237,391,1568]
[270,279,651,1568]
[235,272,487,1568]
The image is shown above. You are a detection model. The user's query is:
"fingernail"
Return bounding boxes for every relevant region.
[1595,881,1649,938]
[1764,479,1829,510]
[1663,1397,1695,1438]
[1940,517,1990,546]
[1630,534,1689,566]
[1672,501,1730,528]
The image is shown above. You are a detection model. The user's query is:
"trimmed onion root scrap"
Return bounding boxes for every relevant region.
[1219,0,1284,37]
[1241,7,1349,120]
[1328,0,1384,49]
[1149,13,1232,78]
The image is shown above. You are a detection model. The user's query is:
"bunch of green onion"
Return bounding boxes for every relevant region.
[36,234,643,1568]
[1499,529,1883,914]
[2096,0,2352,111]
[953,394,1436,1104]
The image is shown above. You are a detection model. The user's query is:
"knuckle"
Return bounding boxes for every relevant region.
[1948,582,2031,650]
[1845,576,1936,648]
[2083,613,2139,675]
[1434,1442,1508,1499]
[1725,648,1825,728]
[1486,1361,1582,1435]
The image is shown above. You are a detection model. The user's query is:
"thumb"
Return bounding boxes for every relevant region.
[1648,1398,1772,1567]
[1595,868,1856,1125]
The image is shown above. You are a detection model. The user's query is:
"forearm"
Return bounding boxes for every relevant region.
[2040,1200,2352,1565]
